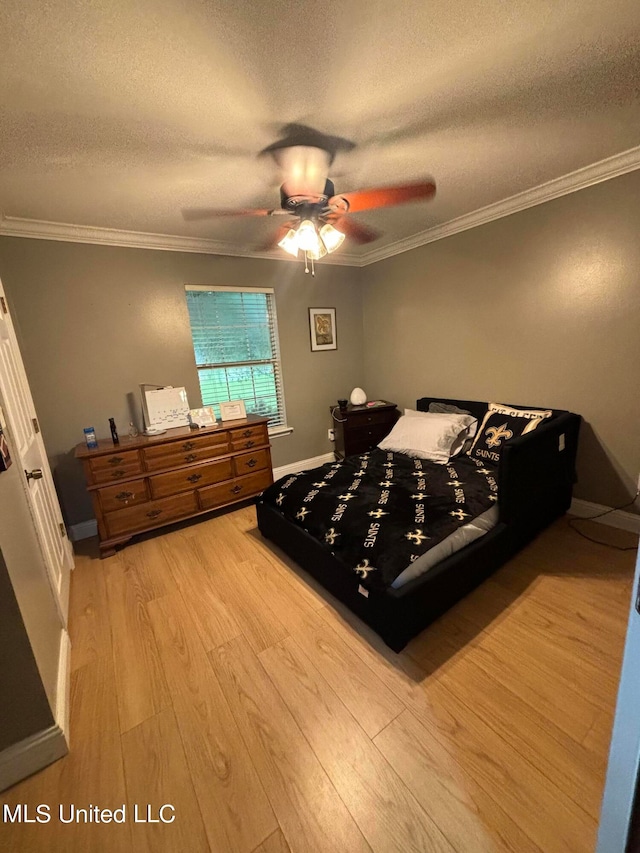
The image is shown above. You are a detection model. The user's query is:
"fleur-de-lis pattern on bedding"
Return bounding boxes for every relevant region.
[485,422,514,448]
[259,449,498,592]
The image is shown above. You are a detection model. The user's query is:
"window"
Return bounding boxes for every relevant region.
[185,285,287,431]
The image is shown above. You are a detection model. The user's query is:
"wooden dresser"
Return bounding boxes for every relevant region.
[332,401,400,460]
[75,415,273,557]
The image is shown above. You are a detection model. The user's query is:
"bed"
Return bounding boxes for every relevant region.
[256,396,581,652]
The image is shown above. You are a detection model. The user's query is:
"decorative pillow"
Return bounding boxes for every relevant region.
[379,413,478,464]
[468,402,553,465]
[486,402,553,421]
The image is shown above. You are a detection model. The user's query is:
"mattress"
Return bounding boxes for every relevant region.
[391,504,499,587]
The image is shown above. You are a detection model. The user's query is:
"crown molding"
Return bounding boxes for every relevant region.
[0,215,363,266]
[2,144,639,267]
[359,144,640,266]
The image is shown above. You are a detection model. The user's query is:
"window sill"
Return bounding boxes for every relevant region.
[269,425,294,438]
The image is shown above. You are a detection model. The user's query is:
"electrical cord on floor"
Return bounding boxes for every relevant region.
[568,493,640,551]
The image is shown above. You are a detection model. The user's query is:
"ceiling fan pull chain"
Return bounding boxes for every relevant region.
[311,256,315,277]
[304,251,310,274]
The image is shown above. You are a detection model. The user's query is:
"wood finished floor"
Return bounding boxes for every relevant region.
[2,507,637,853]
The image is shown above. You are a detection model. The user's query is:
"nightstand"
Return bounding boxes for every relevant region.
[331,401,400,460]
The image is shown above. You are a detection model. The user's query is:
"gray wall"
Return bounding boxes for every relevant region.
[0,547,54,754]
[0,240,364,525]
[362,170,640,509]
[1,169,639,523]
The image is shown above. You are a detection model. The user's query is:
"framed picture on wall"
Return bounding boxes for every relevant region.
[309,307,337,351]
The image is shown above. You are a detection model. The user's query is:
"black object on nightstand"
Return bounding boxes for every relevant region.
[331,401,400,460]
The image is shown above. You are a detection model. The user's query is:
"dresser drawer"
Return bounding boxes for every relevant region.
[149,459,233,499]
[347,423,392,444]
[346,409,398,427]
[90,450,142,484]
[198,469,273,511]
[105,492,198,538]
[142,432,229,472]
[344,424,393,455]
[98,479,149,513]
[229,424,269,451]
[233,448,271,477]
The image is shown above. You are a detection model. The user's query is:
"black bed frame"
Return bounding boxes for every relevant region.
[257,397,581,652]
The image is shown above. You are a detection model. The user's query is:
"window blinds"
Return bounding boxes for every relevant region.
[185,286,286,428]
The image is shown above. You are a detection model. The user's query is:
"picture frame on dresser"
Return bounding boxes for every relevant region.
[189,406,217,428]
[219,399,247,421]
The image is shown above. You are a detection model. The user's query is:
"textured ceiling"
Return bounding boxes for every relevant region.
[1,0,639,260]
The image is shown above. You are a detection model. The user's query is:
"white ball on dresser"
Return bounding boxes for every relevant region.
[349,387,367,405]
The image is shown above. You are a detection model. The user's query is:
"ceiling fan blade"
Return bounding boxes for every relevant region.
[329,179,436,214]
[182,207,290,221]
[326,215,381,244]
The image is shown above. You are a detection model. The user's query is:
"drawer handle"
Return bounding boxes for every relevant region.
[111,470,126,479]
[108,456,124,465]
[244,440,255,448]
[115,491,134,501]
[245,458,257,468]
[184,453,197,462]
[242,429,252,437]
[187,473,202,483]
[231,484,242,494]
[182,441,195,451]
[146,509,162,519]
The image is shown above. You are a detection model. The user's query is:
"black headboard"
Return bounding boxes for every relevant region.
[416,396,489,421]
[416,396,569,422]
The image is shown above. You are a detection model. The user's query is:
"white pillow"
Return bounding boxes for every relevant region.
[404,407,478,439]
[378,413,478,464]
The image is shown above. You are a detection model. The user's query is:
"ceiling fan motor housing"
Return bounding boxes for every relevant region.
[280,178,336,215]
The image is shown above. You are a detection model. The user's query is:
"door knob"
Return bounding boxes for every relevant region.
[25,468,43,481]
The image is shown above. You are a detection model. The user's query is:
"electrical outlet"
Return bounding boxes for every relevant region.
[328,428,335,441]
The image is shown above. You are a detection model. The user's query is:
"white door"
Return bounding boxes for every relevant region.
[0,278,73,624]
[597,546,640,852]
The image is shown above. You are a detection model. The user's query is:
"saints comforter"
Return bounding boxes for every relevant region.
[260,449,498,591]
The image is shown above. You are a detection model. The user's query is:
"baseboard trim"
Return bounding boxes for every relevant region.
[0,627,71,792]
[56,629,71,741]
[69,519,97,541]
[273,452,335,480]
[0,725,68,792]
[570,498,640,535]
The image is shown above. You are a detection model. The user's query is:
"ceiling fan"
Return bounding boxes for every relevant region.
[182,124,436,273]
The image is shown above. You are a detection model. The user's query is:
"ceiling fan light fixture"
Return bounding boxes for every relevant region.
[305,240,327,261]
[319,222,345,254]
[277,228,299,257]
[296,219,322,254]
